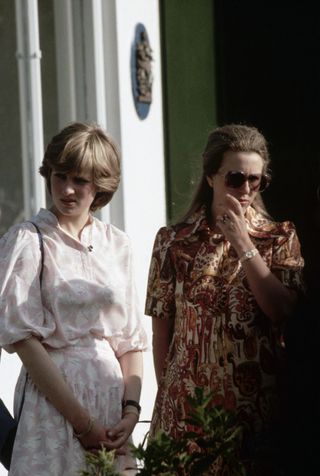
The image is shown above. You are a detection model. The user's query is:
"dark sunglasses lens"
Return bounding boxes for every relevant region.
[225,171,270,191]
[225,172,245,188]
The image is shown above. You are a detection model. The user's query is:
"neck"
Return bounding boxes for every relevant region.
[50,207,91,239]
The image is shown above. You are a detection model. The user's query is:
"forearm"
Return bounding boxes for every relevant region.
[118,350,143,402]
[152,318,174,384]
[103,351,143,448]
[237,244,298,322]
[12,336,90,434]
[153,341,168,384]
[216,194,299,322]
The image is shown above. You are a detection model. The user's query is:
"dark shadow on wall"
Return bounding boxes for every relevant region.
[214,0,320,295]
[214,7,320,471]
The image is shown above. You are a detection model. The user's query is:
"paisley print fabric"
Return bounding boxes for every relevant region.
[145,206,304,443]
[0,208,148,475]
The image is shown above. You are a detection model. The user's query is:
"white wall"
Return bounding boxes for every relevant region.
[113,0,166,446]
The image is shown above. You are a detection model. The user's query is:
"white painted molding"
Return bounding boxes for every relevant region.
[15,0,46,218]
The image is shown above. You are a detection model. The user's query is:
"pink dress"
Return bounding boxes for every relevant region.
[0,209,148,476]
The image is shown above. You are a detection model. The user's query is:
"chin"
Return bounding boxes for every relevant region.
[240,202,250,211]
[57,207,77,217]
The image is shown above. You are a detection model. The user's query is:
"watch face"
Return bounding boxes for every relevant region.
[240,248,258,263]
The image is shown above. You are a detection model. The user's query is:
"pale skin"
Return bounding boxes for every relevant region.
[153,150,298,384]
[13,169,143,451]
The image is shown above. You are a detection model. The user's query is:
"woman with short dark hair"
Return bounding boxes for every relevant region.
[0,122,147,475]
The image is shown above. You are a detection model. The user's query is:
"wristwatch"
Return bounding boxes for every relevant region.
[239,248,258,263]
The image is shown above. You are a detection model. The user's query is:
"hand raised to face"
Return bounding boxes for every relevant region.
[215,194,253,254]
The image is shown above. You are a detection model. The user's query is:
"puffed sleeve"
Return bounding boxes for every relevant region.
[0,223,53,352]
[271,221,305,292]
[108,237,148,358]
[144,226,176,320]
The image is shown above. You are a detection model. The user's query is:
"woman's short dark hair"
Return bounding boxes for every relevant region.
[39,122,121,211]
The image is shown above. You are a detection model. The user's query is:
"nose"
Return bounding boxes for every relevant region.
[62,179,75,195]
[239,180,251,194]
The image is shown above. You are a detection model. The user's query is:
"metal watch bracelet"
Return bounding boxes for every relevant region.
[239,248,258,263]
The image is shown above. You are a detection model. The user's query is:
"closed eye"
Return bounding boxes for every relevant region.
[74,177,91,185]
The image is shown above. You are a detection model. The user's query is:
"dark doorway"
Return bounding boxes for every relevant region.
[214,0,320,294]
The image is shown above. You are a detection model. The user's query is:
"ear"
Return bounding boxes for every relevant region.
[206,175,214,188]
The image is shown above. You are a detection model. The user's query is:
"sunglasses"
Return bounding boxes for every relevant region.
[221,170,270,192]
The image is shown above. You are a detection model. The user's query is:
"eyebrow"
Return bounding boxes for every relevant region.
[220,169,263,175]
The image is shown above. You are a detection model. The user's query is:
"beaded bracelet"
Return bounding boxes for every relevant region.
[74,416,95,438]
[122,399,141,414]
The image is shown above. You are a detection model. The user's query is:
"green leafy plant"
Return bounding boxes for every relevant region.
[183,388,245,475]
[78,388,246,475]
[131,429,191,475]
[131,387,246,476]
[78,448,121,476]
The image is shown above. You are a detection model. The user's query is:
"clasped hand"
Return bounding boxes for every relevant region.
[79,413,138,455]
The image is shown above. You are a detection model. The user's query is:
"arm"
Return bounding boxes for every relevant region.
[217,194,299,323]
[119,349,143,402]
[152,317,174,384]
[236,249,297,322]
[12,336,109,449]
[106,350,143,449]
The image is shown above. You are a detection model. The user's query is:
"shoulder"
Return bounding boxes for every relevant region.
[152,224,180,251]
[152,209,207,249]
[248,208,300,240]
[1,220,40,246]
[155,224,176,241]
[0,221,42,264]
[108,223,132,248]
[93,217,131,248]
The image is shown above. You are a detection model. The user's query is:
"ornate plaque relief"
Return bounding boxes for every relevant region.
[131,23,153,120]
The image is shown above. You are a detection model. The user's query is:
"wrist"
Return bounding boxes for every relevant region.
[239,247,258,263]
[235,239,255,256]
[122,399,141,414]
[122,399,141,422]
[122,409,140,421]
[73,416,95,439]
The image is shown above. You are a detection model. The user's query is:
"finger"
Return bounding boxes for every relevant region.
[97,438,123,451]
[217,214,229,225]
[104,434,127,450]
[107,423,125,439]
[115,446,126,456]
[227,209,248,229]
[225,194,243,213]
[226,210,239,222]
[107,427,126,441]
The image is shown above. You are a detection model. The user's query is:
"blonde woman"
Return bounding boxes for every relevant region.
[145,124,304,475]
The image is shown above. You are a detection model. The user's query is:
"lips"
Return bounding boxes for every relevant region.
[238,199,249,206]
[61,199,76,205]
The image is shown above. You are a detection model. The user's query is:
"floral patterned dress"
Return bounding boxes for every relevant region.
[0,209,148,476]
[145,206,304,462]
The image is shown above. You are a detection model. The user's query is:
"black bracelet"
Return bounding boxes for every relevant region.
[122,399,141,414]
